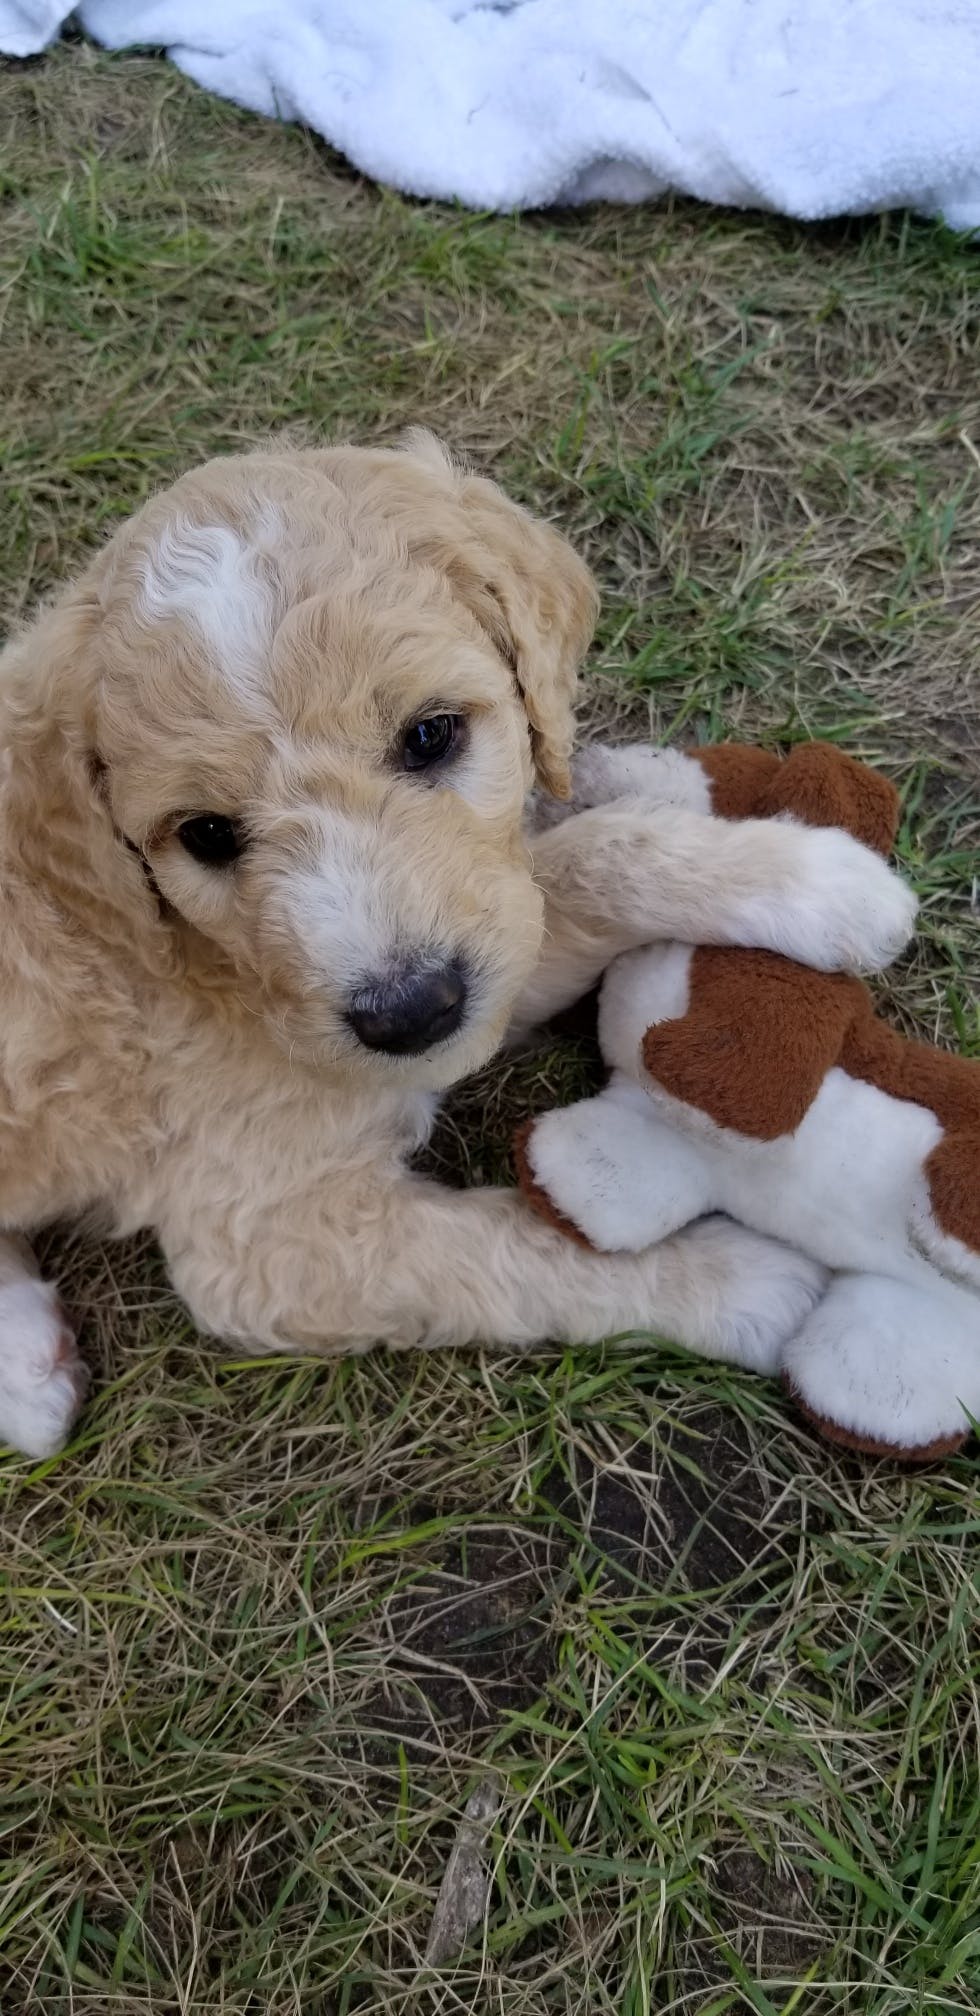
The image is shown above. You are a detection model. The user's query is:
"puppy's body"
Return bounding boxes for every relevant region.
[0,439,916,1455]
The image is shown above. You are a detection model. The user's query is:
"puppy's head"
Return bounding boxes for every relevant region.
[59,436,597,1086]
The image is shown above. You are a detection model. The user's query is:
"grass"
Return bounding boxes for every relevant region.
[1,41,979,2016]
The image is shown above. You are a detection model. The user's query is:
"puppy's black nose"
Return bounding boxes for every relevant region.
[347,958,468,1056]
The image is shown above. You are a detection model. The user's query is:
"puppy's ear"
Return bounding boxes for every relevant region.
[396,433,599,797]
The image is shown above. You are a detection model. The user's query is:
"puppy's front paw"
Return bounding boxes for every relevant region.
[783,827,917,974]
[0,1279,88,1459]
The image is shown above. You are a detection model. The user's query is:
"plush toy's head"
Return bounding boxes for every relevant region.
[694,741,900,853]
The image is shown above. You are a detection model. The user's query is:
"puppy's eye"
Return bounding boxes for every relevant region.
[402,713,461,772]
[176,814,244,866]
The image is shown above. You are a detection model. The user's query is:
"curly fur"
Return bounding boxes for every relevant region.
[0,438,917,1455]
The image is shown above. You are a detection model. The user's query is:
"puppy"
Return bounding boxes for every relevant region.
[0,434,916,1456]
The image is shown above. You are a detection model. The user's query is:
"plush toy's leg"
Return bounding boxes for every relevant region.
[917,1127,980,1295]
[782,1274,979,1458]
[520,1073,717,1253]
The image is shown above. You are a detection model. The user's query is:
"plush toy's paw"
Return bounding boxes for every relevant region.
[0,1278,88,1459]
[779,827,917,975]
[516,1079,715,1252]
[674,1219,827,1373]
[513,1118,595,1249]
[567,743,712,814]
[782,1274,977,1460]
[526,743,712,833]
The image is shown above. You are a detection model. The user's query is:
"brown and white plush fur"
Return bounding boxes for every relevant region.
[520,744,980,1458]
[0,434,917,1457]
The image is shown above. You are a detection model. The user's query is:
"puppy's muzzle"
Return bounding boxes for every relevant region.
[347,956,468,1056]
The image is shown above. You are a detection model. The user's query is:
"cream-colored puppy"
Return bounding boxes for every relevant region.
[0,434,916,1456]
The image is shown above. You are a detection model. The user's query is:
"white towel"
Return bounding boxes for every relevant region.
[4,0,980,229]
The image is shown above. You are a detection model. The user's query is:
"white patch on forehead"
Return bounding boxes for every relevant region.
[138,514,278,697]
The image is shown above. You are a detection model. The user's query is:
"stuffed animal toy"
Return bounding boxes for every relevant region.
[517,742,980,1460]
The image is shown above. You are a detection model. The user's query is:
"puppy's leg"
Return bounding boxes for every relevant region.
[0,1234,87,1458]
[514,802,916,1032]
[163,1179,825,1380]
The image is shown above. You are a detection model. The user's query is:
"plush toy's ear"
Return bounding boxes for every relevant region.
[757,743,900,854]
[390,433,599,797]
[642,948,864,1140]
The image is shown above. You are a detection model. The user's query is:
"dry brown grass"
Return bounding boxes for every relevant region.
[1,43,979,2016]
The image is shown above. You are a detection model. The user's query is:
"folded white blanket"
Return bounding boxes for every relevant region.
[3,0,980,228]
